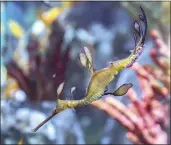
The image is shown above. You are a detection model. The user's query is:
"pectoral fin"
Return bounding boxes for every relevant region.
[113,83,133,96]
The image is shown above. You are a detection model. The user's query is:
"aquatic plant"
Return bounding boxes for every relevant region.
[92,29,170,144]
[4,3,73,101]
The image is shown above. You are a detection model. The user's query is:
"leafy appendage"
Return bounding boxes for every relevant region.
[79,47,94,73]
[113,83,133,96]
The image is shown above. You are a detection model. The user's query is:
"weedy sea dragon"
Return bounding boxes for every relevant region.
[32,6,147,132]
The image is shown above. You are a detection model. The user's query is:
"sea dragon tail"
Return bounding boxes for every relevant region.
[126,6,148,68]
[111,6,147,71]
[139,6,147,45]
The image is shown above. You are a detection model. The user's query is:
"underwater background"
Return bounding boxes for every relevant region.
[1,1,170,144]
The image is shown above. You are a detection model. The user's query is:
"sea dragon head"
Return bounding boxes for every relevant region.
[32,82,74,132]
[32,82,65,132]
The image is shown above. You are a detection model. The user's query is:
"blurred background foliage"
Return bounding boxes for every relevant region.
[1,1,170,144]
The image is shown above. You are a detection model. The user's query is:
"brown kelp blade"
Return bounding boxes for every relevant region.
[32,112,57,132]
[113,83,133,96]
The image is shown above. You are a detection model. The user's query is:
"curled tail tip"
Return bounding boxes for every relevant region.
[134,6,148,45]
[139,6,147,24]
[126,7,148,68]
[139,6,145,15]
[140,6,143,11]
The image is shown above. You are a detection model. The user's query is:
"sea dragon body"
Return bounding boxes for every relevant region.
[58,34,146,109]
[32,7,147,132]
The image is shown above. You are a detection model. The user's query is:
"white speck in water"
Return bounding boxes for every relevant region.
[53,74,56,78]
